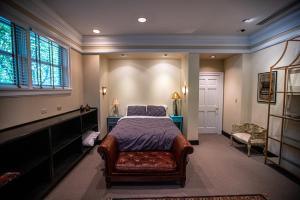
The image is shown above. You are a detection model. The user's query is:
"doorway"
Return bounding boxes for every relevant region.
[198,72,223,134]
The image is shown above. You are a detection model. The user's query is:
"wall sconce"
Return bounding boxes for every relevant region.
[102,86,107,95]
[182,85,188,95]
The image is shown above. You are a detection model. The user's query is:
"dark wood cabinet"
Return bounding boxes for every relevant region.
[107,116,121,133]
[0,108,98,199]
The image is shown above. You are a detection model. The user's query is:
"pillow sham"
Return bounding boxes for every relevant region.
[127,105,147,116]
[147,105,166,116]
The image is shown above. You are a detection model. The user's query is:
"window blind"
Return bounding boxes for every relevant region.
[30,31,69,88]
[0,17,28,87]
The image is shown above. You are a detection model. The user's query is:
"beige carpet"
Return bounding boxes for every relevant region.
[45,135,300,200]
[112,194,267,200]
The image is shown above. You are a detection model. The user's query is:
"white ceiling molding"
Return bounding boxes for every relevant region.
[1,0,82,52]
[2,0,300,54]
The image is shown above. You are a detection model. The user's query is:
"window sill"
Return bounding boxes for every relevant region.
[0,88,72,97]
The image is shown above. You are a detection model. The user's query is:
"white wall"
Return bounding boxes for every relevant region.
[107,59,181,116]
[0,49,84,129]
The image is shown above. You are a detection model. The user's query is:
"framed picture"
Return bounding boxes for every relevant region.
[257,71,277,103]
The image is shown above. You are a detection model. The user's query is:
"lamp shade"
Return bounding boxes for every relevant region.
[171,92,181,100]
[112,98,119,105]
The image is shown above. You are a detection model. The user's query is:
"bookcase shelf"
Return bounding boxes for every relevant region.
[265,37,300,179]
[0,108,98,199]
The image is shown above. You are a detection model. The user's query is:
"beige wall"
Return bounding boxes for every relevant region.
[200,59,224,72]
[0,49,84,129]
[99,56,109,137]
[223,55,243,133]
[107,59,181,116]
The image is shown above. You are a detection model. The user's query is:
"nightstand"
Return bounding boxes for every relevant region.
[169,115,183,132]
[107,116,121,133]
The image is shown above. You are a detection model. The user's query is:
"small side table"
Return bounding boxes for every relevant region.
[169,115,183,132]
[107,116,121,133]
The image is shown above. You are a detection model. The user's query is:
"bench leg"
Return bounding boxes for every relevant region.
[180,177,186,188]
[247,144,251,157]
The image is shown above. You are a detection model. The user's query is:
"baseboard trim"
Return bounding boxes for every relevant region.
[189,140,199,145]
[222,130,231,138]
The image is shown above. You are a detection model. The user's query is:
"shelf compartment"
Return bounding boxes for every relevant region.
[0,160,51,200]
[81,110,98,132]
[270,114,300,122]
[51,117,81,153]
[0,129,50,175]
[53,138,82,177]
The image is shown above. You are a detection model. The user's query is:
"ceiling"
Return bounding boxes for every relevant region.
[42,0,296,36]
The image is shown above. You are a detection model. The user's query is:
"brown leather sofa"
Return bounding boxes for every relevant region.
[98,134,193,188]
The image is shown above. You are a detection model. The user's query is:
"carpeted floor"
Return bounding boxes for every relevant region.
[112,194,267,200]
[45,135,300,200]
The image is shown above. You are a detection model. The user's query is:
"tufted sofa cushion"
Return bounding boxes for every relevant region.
[115,151,177,172]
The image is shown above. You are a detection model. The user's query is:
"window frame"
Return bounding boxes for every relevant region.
[0,17,72,96]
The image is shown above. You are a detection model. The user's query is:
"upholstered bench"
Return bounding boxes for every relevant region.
[98,134,193,188]
[231,123,266,156]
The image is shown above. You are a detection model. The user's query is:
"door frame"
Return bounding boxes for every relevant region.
[199,72,224,134]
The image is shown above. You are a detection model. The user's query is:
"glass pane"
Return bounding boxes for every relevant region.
[39,36,51,63]
[15,25,28,86]
[30,32,37,60]
[40,64,51,87]
[0,54,15,84]
[53,66,62,86]
[31,61,40,86]
[0,19,12,53]
[52,43,60,66]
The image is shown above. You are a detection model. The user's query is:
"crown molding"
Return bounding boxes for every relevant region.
[1,0,300,54]
[1,0,82,52]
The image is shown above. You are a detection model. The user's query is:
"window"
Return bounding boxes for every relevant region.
[30,31,69,88]
[0,17,28,87]
[0,16,70,95]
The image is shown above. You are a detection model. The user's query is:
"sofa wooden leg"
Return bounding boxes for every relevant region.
[230,135,233,146]
[106,178,111,188]
[180,178,186,187]
[247,144,251,157]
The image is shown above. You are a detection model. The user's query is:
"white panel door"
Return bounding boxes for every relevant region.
[198,73,223,134]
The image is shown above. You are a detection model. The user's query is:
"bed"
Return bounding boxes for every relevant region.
[98,105,193,187]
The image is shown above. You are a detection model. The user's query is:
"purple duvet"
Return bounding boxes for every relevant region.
[109,117,180,151]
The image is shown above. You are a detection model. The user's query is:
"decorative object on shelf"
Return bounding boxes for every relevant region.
[171,91,181,116]
[80,105,85,112]
[85,104,91,111]
[112,98,119,116]
[102,86,107,95]
[0,172,21,187]
[80,104,91,112]
[257,71,277,103]
[182,84,188,96]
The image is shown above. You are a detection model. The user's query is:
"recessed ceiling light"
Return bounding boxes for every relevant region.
[210,55,216,59]
[93,29,100,34]
[138,17,147,23]
[242,18,254,23]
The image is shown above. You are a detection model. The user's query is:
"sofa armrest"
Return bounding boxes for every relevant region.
[97,135,118,174]
[250,127,267,140]
[172,134,193,173]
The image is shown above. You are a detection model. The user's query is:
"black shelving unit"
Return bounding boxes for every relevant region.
[0,108,98,199]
